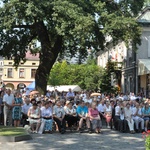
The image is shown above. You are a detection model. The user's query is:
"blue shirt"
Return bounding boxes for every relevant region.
[142,107,150,115]
[77,106,88,116]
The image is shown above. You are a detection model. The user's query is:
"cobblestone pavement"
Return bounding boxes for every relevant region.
[0,129,145,150]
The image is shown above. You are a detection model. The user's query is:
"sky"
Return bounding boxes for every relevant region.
[0,1,3,8]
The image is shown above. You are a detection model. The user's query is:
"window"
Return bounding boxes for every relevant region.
[7,68,13,78]
[31,69,36,78]
[0,61,3,66]
[8,62,12,65]
[19,68,25,78]
[32,63,36,65]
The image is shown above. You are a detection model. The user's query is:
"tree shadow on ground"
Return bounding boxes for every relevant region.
[23,129,145,150]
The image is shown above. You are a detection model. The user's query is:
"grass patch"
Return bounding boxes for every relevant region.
[0,127,27,136]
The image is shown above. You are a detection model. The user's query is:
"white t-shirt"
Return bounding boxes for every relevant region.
[115,106,120,116]
[124,107,132,119]
[123,95,128,101]
[22,103,32,114]
[3,94,14,105]
[132,107,142,118]
[84,98,92,104]
[41,107,52,117]
[98,104,106,113]
[120,114,125,120]
[130,95,136,101]
[65,107,76,114]
[105,105,112,112]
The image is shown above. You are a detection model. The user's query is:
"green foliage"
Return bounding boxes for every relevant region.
[0,127,27,136]
[144,0,150,6]
[146,135,150,150]
[100,61,119,94]
[142,130,150,150]
[0,0,145,65]
[0,0,145,93]
[48,60,103,91]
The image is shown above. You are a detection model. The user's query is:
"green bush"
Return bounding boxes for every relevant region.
[142,130,150,150]
[146,135,150,150]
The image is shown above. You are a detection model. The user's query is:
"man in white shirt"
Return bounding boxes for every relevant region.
[66,89,75,101]
[130,93,136,101]
[98,100,106,114]
[132,103,144,132]
[114,101,121,130]
[22,98,32,115]
[3,89,14,126]
[124,103,135,133]
[97,100,106,122]
[123,93,129,101]
[22,97,32,126]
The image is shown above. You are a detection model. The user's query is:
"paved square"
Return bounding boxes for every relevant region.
[0,129,145,150]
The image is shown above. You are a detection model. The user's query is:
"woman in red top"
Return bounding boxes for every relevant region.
[89,102,102,133]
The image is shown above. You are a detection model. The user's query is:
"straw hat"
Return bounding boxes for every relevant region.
[66,100,71,105]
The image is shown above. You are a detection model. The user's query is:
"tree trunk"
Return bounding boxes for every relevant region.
[35,21,62,94]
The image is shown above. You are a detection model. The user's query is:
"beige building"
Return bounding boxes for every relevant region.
[2,51,39,90]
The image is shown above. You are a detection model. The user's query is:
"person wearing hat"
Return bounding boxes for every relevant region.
[65,101,78,131]
[89,102,102,133]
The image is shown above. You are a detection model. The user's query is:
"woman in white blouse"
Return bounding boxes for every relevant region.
[39,101,53,134]
[104,101,112,128]
[65,101,78,131]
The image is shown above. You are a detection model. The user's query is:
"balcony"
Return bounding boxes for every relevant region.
[112,62,123,71]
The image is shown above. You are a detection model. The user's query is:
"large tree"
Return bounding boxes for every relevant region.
[0,0,144,94]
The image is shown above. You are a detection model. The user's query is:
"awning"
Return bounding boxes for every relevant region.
[47,85,82,92]
[138,59,150,75]
[27,81,35,90]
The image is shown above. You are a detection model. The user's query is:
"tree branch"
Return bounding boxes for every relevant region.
[13,24,34,29]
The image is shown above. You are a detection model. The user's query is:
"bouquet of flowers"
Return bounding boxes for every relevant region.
[142,130,150,150]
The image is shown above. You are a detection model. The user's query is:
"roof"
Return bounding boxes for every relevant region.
[25,51,39,60]
[47,85,82,92]
[137,6,150,23]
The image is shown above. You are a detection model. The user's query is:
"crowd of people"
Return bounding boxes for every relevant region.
[0,88,150,135]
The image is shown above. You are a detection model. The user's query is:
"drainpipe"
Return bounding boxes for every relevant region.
[133,51,138,95]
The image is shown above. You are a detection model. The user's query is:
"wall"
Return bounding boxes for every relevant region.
[137,27,150,59]
[3,59,39,89]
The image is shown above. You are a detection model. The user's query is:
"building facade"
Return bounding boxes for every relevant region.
[137,7,150,97]
[97,7,150,97]
[2,51,39,90]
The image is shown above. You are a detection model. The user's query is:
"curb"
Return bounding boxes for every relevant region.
[0,134,32,142]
